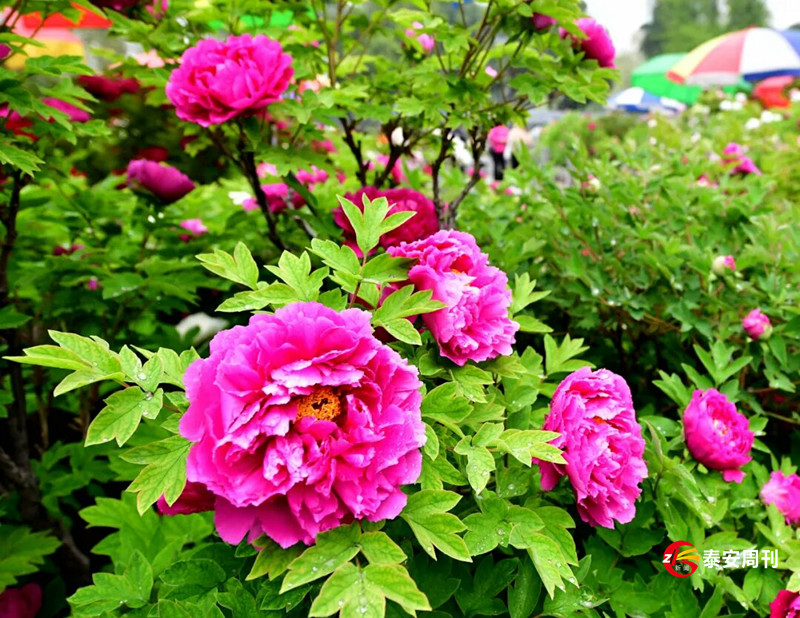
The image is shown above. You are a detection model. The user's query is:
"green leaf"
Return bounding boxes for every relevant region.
[454,439,495,494]
[0,306,31,329]
[160,558,225,591]
[282,524,362,592]
[493,429,564,466]
[247,538,303,581]
[359,532,407,565]
[216,283,298,312]
[510,273,550,314]
[85,387,164,447]
[68,551,153,615]
[5,345,90,371]
[361,254,414,284]
[400,490,471,562]
[337,195,392,256]
[218,578,259,618]
[310,239,361,279]
[197,243,260,290]
[373,286,445,324]
[508,559,541,618]
[266,251,327,301]
[48,331,120,373]
[0,527,60,590]
[123,435,191,515]
[308,563,383,618]
[363,564,431,615]
[0,143,44,175]
[543,334,590,375]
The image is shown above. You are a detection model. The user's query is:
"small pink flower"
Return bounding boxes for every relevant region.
[166,34,293,127]
[712,255,736,275]
[180,302,425,547]
[405,22,435,53]
[761,471,800,526]
[126,159,195,204]
[683,389,753,483]
[157,481,216,515]
[334,187,438,254]
[560,18,616,69]
[42,97,91,123]
[587,121,597,131]
[743,308,772,340]
[53,243,84,256]
[87,277,100,291]
[388,230,518,365]
[78,74,140,102]
[485,66,498,78]
[180,218,207,236]
[771,590,800,618]
[0,583,42,618]
[368,154,406,184]
[532,13,557,30]
[722,142,762,175]
[488,125,509,154]
[696,174,719,188]
[535,368,647,528]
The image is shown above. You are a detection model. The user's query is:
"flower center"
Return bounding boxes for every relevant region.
[296,386,344,422]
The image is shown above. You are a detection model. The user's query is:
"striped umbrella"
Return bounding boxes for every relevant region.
[667,28,800,86]
[608,87,686,114]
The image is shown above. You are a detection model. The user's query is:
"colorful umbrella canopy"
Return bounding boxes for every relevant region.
[667,28,800,86]
[608,87,686,114]
[21,3,111,28]
[5,23,86,70]
[632,53,751,104]
[753,75,794,108]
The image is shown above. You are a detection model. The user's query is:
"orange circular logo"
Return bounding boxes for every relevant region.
[663,541,700,577]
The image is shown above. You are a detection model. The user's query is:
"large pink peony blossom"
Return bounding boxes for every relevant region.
[560,18,616,69]
[683,389,753,483]
[0,583,41,618]
[534,368,647,528]
[126,159,195,204]
[333,186,439,254]
[179,301,425,547]
[166,34,293,127]
[743,308,772,340]
[771,590,800,618]
[761,471,800,525]
[388,230,518,365]
[157,481,216,515]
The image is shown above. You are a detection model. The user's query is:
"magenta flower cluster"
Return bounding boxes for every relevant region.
[166,34,293,127]
[174,302,425,547]
[389,230,518,366]
[535,368,647,528]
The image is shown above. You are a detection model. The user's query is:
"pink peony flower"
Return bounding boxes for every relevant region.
[712,254,736,275]
[333,187,439,254]
[388,230,518,365]
[166,34,293,127]
[485,65,498,78]
[244,165,328,213]
[587,121,597,131]
[179,301,425,547]
[42,97,91,122]
[157,481,216,515]
[560,17,616,69]
[126,159,195,204]
[683,389,753,483]
[180,218,208,237]
[488,125,510,154]
[771,590,800,618]
[87,277,100,291]
[532,13,557,30]
[405,22,435,53]
[761,471,800,526]
[696,174,719,188]
[78,75,140,102]
[0,44,10,61]
[722,142,762,175]
[743,308,772,340]
[534,368,647,528]
[135,146,170,162]
[0,583,42,618]
[368,154,407,185]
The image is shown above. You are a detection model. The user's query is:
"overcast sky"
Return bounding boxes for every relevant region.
[584,0,800,54]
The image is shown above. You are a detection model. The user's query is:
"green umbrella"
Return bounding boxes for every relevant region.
[632,53,751,104]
